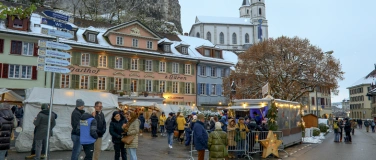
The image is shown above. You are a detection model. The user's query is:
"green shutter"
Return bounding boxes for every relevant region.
[140,59,145,71]
[108,56,115,68]
[153,60,159,72]
[167,81,172,93]
[153,80,159,93]
[191,83,195,94]
[72,52,81,66]
[108,77,114,91]
[167,62,172,73]
[90,76,98,90]
[90,54,98,67]
[180,63,184,74]
[180,82,185,94]
[123,58,129,70]
[191,65,195,75]
[54,73,61,88]
[123,78,130,92]
[139,79,145,92]
[71,75,80,89]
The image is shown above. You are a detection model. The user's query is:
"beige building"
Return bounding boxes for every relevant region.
[347,75,373,119]
[302,87,332,118]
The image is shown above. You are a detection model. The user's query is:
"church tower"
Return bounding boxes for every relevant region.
[250,0,268,42]
[250,0,266,21]
[239,0,251,18]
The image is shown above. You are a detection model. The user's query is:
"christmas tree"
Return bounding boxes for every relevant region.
[267,101,278,131]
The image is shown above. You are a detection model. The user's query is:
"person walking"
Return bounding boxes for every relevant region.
[176,113,186,144]
[33,103,56,160]
[227,119,237,159]
[209,117,216,132]
[109,111,127,160]
[364,119,370,132]
[208,122,228,160]
[93,101,106,160]
[344,118,352,143]
[14,105,24,127]
[165,112,177,148]
[150,112,159,137]
[193,114,208,160]
[359,119,363,129]
[71,99,85,160]
[371,120,375,133]
[138,113,145,136]
[159,112,167,136]
[339,119,344,142]
[351,119,356,135]
[333,118,340,142]
[0,103,15,159]
[123,112,140,160]
[77,107,98,160]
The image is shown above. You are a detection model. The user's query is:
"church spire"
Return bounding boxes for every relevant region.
[242,0,250,6]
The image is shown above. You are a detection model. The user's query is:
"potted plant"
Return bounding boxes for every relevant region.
[0,3,36,31]
[143,91,149,97]
[119,92,125,97]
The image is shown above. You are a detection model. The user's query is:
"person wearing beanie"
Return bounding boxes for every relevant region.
[71,99,85,160]
[208,122,228,160]
[159,112,167,136]
[109,111,127,160]
[33,103,56,160]
[219,116,227,132]
[193,114,208,160]
[77,107,98,160]
[165,112,177,148]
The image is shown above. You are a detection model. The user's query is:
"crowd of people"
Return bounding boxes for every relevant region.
[333,117,376,143]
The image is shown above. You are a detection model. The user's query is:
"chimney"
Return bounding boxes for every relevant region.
[184,32,188,36]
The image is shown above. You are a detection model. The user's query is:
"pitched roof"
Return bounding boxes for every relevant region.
[103,20,161,38]
[195,16,253,25]
[348,69,376,88]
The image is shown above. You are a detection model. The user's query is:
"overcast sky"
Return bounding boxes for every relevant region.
[180,0,376,103]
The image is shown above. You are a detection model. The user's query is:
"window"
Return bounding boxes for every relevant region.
[115,57,123,69]
[159,81,166,92]
[211,67,216,77]
[81,53,90,66]
[311,97,315,105]
[145,60,152,72]
[214,50,221,58]
[22,42,34,56]
[131,59,138,70]
[159,61,166,73]
[259,8,262,15]
[131,79,138,92]
[98,76,106,90]
[196,32,200,38]
[204,49,210,56]
[88,34,96,42]
[186,102,191,106]
[245,33,250,43]
[164,45,170,52]
[247,9,249,14]
[146,80,152,92]
[206,32,211,42]
[211,84,216,95]
[8,64,32,79]
[80,75,89,89]
[147,41,153,49]
[185,64,191,75]
[181,47,188,54]
[200,83,206,95]
[98,55,107,68]
[232,33,237,44]
[132,39,138,47]
[115,78,122,91]
[116,36,123,45]
[172,102,179,105]
[13,18,23,28]
[220,68,225,77]
[10,41,23,55]
[172,82,178,93]
[200,66,206,76]
[219,32,224,44]
[61,74,70,88]
[185,83,191,94]
[172,63,179,74]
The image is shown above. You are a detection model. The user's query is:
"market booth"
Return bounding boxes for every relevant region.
[0,88,24,105]
[16,87,119,152]
[224,98,302,147]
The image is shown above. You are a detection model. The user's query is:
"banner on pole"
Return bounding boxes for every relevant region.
[262,82,269,96]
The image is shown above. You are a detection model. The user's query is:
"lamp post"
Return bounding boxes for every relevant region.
[316,50,333,123]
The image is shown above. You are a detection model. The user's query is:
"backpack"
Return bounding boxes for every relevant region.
[364,121,369,127]
[333,122,339,129]
[372,121,375,127]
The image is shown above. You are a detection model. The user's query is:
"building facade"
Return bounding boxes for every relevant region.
[303,87,332,118]
[189,0,268,52]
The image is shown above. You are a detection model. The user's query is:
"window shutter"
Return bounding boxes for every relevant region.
[167,62,172,73]
[33,43,38,56]
[0,63,2,77]
[2,63,8,78]
[72,52,80,65]
[311,97,315,105]
[180,63,184,74]
[180,82,184,94]
[191,65,195,75]
[31,66,37,80]
[0,39,4,53]
[197,65,201,75]
[206,83,210,95]
[140,59,145,71]
[90,76,98,90]
[167,81,172,93]
[191,83,195,94]
[108,56,115,68]
[153,60,159,72]
[153,80,159,93]
[54,73,61,88]
[197,83,201,95]
[139,79,145,92]
[90,54,98,67]
[217,84,222,96]
[123,78,130,92]
[71,75,80,89]
[206,67,211,76]
[123,58,129,70]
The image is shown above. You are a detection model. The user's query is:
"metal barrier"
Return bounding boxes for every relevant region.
[246,131,288,157]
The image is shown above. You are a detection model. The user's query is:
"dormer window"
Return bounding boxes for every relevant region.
[116,36,123,45]
[13,18,23,28]
[164,45,170,52]
[88,34,96,42]
[214,50,222,58]
[204,49,210,56]
[182,47,188,54]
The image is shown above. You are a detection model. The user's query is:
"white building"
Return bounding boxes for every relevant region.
[189,0,268,52]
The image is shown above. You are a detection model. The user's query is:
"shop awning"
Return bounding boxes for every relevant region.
[0,88,24,103]
[122,101,156,107]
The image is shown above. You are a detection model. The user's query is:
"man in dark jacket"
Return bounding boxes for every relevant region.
[77,107,98,160]
[138,113,145,136]
[33,103,56,160]
[344,118,352,142]
[165,112,177,148]
[0,103,15,159]
[14,105,24,127]
[193,114,208,160]
[71,99,85,160]
[150,112,159,137]
[93,101,106,160]
[109,111,127,160]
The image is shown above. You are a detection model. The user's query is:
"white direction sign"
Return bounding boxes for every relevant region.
[37,64,70,73]
[38,48,71,59]
[38,40,72,51]
[41,28,73,39]
[38,56,70,66]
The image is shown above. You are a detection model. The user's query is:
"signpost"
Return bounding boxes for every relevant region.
[39,11,72,159]
[41,18,73,30]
